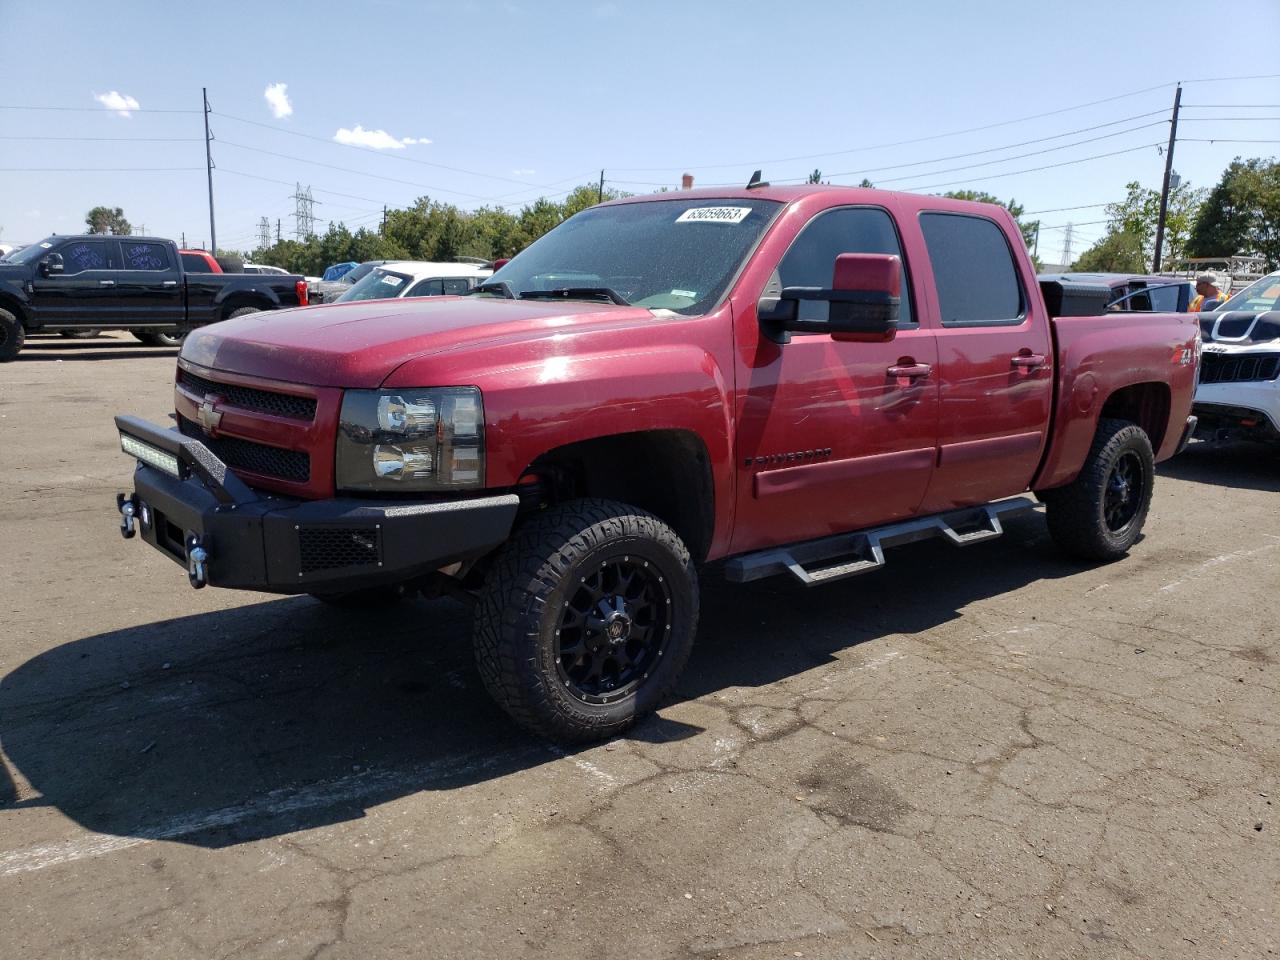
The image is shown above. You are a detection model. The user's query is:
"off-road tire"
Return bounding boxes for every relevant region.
[225,306,261,321]
[1042,418,1154,561]
[473,499,699,743]
[60,328,101,339]
[132,330,186,348]
[0,308,24,362]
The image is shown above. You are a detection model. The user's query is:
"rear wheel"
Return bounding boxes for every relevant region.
[132,330,187,348]
[60,328,101,339]
[473,499,698,742]
[0,308,24,362]
[225,306,261,321]
[1042,418,1154,561]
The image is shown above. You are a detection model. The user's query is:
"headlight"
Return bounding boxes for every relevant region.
[336,387,484,492]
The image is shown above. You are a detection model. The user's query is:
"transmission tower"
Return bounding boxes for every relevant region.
[1060,223,1075,267]
[257,217,272,250]
[291,183,319,239]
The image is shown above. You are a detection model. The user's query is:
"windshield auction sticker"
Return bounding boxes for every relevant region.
[675,206,752,224]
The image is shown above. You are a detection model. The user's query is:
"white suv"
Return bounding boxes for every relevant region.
[1193,270,1280,444]
[333,261,491,303]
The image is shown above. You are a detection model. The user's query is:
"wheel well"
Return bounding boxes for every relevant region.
[220,295,271,319]
[1100,382,1171,452]
[0,295,29,328]
[522,430,715,561]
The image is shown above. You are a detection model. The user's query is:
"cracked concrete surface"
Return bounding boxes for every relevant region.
[0,333,1276,959]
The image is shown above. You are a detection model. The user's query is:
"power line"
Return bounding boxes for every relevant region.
[1179,138,1280,144]
[1024,202,1112,214]
[0,135,202,142]
[211,110,563,191]
[1180,104,1280,109]
[0,166,203,171]
[0,104,199,113]
[895,142,1164,192]
[215,139,494,201]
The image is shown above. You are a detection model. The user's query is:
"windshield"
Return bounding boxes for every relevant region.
[343,262,381,285]
[479,198,783,314]
[337,268,412,302]
[7,238,57,265]
[1214,274,1280,314]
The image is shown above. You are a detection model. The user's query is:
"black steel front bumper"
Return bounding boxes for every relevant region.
[114,415,519,592]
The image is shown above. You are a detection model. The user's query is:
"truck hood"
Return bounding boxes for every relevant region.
[180,297,662,387]
[1198,310,1280,345]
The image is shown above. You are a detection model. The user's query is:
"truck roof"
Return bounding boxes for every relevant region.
[598,183,1002,214]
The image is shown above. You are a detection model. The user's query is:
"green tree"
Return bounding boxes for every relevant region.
[1186,157,1280,268]
[1072,230,1147,273]
[1073,180,1205,272]
[807,169,824,185]
[85,206,131,235]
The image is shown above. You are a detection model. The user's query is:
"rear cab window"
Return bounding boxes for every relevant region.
[120,241,172,271]
[919,213,1024,326]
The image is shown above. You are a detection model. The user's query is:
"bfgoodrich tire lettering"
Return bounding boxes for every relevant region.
[1042,417,1155,561]
[473,499,699,742]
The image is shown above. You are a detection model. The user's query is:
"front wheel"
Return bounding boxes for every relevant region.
[473,499,698,743]
[0,308,24,362]
[1041,418,1155,561]
[132,330,187,348]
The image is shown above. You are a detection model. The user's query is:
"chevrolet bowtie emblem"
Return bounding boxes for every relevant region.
[197,397,224,434]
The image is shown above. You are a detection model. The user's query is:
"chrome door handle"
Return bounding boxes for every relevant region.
[1011,352,1046,369]
[887,362,932,380]
[162,280,177,287]
[99,279,115,286]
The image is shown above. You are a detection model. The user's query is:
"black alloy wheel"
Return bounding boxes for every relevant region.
[555,554,672,705]
[1104,450,1145,534]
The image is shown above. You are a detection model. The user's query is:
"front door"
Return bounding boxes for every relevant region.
[914,211,1054,513]
[732,205,940,554]
[112,239,185,326]
[29,238,119,327]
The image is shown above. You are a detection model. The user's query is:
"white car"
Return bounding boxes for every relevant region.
[334,261,492,303]
[1193,270,1280,444]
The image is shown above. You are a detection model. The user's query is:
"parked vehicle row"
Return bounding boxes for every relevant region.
[114,185,1199,742]
[0,235,309,359]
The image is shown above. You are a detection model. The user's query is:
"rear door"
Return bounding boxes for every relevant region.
[915,211,1054,513]
[113,240,184,326]
[732,203,940,552]
[28,238,119,327]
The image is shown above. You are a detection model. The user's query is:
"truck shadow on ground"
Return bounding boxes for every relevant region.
[1159,439,1280,493]
[0,514,1082,849]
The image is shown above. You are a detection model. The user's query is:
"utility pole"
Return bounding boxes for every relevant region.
[1151,84,1182,273]
[381,205,387,234]
[181,231,186,247]
[257,216,271,250]
[1061,223,1075,268]
[597,170,604,204]
[1031,221,1040,260]
[1152,86,1177,273]
[202,87,217,254]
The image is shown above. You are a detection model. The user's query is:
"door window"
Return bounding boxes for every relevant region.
[406,278,445,297]
[442,277,475,295]
[778,207,914,325]
[58,240,109,274]
[1148,284,1182,312]
[120,241,171,271]
[919,213,1024,326]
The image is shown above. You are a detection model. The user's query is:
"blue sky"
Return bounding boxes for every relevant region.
[2,0,1278,260]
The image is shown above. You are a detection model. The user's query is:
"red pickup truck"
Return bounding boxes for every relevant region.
[114,185,1199,741]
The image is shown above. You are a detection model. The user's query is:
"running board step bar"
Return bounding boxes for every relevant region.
[723,497,1040,587]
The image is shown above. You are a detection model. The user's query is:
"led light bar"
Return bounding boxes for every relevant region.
[120,433,182,479]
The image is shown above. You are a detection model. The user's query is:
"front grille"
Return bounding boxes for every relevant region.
[1199,352,1280,385]
[178,368,317,421]
[299,527,381,573]
[179,416,310,483]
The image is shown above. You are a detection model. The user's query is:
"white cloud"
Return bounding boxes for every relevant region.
[264,83,293,120]
[94,91,140,117]
[511,168,536,177]
[333,125,431,151]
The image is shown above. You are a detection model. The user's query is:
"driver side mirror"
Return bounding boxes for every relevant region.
[759,253,901,344]
[39,253,64,277]
[1200,298,1222,312]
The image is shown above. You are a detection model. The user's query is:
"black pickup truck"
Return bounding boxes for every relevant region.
[0,235,308,360]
